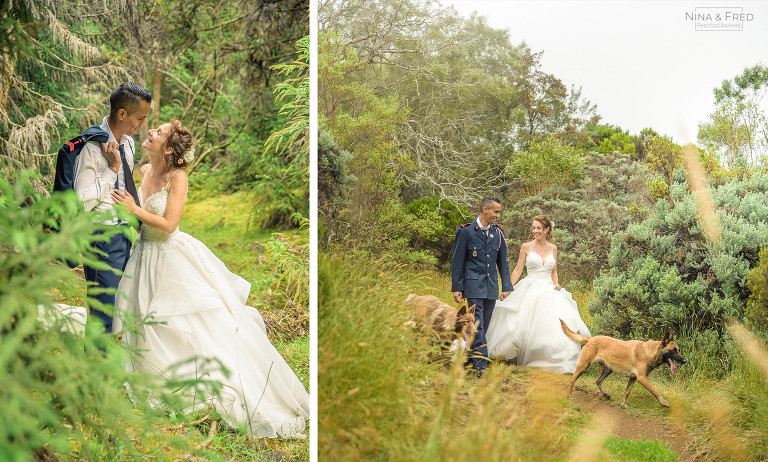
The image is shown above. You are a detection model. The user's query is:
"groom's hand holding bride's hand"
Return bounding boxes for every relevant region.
[112,190,137,214]
[500,291,511,301]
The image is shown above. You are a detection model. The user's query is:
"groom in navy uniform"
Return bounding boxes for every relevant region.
[451,197,513,375]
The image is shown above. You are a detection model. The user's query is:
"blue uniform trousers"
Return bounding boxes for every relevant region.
[83,228,131,333]
[466,297,496,371]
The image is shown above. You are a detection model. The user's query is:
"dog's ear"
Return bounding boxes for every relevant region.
[662,331,672,346]
[467,304,476,314]
[457,305,467,316]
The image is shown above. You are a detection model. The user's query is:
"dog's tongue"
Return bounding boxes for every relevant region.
[464,332,470,345]
[669,358,676,374]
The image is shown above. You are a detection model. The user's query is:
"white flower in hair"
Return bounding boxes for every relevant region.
[551,221,555,228]
[183,146,195,163]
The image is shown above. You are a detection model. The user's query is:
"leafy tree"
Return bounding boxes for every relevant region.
[265,35,309,168]
[642,134,682,198]
[632,127,659,161]
[238,35,309,229]
[512,48,592,149]
[641,134,727,201]
[698,64,768,171]
[583,124,635,155]
[505,136,586,197]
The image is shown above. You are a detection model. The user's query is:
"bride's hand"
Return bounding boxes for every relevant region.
[111,190,137,214]
[554,284,562,291]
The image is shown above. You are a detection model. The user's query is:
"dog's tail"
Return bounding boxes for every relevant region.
[560,319,590,345]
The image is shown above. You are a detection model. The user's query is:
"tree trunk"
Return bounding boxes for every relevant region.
[152,69,162,128]
[0,52,14,113]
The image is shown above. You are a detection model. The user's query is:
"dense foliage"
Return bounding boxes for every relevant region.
[1,0,308,230]
[589,170,768,372]
[698,64,768,171]
[745,246,768,333]
[503,151,655,283]
[0,174,196,459]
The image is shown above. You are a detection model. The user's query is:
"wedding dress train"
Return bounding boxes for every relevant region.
[110,185,309,438]
[486,251,590,374]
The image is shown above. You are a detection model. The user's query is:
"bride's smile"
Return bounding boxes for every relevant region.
[141,123,171,156]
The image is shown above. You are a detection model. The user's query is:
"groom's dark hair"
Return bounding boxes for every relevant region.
[479,197,501,211]
[109,82,152,118]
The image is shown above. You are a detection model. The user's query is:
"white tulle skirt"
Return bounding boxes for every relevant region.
[486,276,590,374]
[112,230,309,438]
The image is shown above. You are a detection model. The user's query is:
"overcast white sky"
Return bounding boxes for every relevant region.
[448,0,768,145]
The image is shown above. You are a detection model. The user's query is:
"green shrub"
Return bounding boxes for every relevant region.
[318,129,355,247]
[262,223,310,341]
[589,169,768,374]
[405,196,470,271]
[745,246,768,334]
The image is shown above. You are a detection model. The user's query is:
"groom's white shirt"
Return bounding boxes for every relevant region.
[73,116,136,223]
[476,217,490,236]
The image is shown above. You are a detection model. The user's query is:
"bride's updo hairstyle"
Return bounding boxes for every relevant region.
[533,214,553,241]
[163,119,194,169]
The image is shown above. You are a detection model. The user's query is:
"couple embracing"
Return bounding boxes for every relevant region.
[66,83,308,437]
[451,197,590,376]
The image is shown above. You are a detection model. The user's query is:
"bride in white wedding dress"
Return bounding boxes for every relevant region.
[110,119,308,438]
[486,214,590,374]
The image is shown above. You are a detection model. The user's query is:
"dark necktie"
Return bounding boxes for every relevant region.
[115,144,140,207]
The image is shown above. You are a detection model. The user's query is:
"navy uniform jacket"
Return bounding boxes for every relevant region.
[451,222,513,299]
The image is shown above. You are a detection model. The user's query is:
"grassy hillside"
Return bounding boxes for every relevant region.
[318,252,768,461]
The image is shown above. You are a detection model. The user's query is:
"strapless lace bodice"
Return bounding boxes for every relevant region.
[140,189,178,242]
[525,251,555,281]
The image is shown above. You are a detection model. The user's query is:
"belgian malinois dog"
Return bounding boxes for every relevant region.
[405,294,477,351]
[560,319,687,408]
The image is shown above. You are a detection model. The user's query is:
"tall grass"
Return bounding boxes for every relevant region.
[319,253,608,461]
[319,251,768,461]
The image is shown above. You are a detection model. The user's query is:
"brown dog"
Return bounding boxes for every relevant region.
[561,319,687,408]
[405,294,477,349]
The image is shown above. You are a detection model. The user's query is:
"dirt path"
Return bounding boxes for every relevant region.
[569,383,695,460]
[487,366,699,461]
